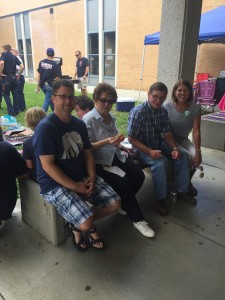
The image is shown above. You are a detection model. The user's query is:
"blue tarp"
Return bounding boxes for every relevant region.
[144,6,225,45]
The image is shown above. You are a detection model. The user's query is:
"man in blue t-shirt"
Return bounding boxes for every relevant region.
[73,50,89,96]
[36,48,61,112]
[33,79,120,251]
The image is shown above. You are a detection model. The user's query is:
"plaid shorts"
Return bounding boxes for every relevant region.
[77,77,88,89]
[42,176,120,227]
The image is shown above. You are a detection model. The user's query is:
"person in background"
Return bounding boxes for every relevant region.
[23,107,47,181]
[36,48,61,112]
[0,124,3,141]
[0,141,29,227]
[33,79,120,251]
[11,48,26,112]
[0,44,24,116]
[0,79,2,109]
[83,83,155,238]
[163,79,202,196]
[73,50,89,96]
[74,95,94,119]
[128,82,196,217]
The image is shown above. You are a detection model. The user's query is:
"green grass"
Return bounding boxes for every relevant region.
[0,82,130,136]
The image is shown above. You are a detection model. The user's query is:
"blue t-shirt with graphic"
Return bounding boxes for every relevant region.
[76,57,89,77]
[37,59,61,88]
[33,113,92,194]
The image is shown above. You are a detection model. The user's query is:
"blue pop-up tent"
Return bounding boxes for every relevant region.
[144,6,225,45]
[139,6,225,99]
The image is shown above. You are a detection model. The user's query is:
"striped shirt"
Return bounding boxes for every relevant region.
[127,101,171,149]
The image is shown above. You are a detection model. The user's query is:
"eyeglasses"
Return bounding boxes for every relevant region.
[53,94,75,101]
[152,94,166,102]
[99,98,115,105]
[75,54,79,57]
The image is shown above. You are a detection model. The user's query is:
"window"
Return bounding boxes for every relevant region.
[87,0,99,85]
[104,32,115,77]
[86,0,116,85]
[15,13,33,77]
[89,33,99,76]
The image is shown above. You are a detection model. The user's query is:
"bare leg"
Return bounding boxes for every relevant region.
[81,88,87,96]
[92,200,120,220]
[78,215,109,249]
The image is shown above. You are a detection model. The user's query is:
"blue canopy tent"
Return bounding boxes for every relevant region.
[139,6,225,98]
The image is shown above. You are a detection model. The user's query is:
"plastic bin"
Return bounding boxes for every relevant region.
[116,97,135,112]
[197,73,209,82]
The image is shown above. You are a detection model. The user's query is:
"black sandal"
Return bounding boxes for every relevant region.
[87,226,106,251]
[65,222,89,252]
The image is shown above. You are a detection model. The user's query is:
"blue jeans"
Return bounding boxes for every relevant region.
[17,75,26,111]
[2,75,19,116]
[41,84,54,112]
[138,140,190,200]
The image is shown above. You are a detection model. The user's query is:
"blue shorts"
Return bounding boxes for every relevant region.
[42,176,120,227]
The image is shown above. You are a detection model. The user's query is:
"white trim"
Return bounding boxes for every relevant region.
[99,0,103,82]
[84,0,88,57]
[29,13,35,77]
[20,14,29,77]
[115,0,119,87]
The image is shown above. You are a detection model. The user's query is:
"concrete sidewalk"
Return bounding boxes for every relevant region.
[0,147,225,300]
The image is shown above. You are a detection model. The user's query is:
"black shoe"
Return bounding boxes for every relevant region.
[155,199,169,216]
[177,192,197,205]
[87,226,106,251]
[65,222,89,252]
[189,183,198,196]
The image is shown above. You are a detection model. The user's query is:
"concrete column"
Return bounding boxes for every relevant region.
[157,0,202,96]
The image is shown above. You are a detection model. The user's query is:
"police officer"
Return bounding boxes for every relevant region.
[0,44,24,116]
[11,48,26,112]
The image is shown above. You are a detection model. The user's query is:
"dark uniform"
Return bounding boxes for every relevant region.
[0,51,22,116]
[0,142,28,221]
[0,79,2,108]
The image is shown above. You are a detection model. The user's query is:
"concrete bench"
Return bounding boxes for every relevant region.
[201,111,225,151]
[134,159,174,205]
[19,178,66,246]
[18,161,172,246]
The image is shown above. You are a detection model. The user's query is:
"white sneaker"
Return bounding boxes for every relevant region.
[133,221,155,238]
[118,208,127,215]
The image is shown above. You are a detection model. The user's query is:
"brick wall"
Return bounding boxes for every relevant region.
[117,0,162,91]
[31,1,85,79]
[0,17,16,48]
[0,0,225,90]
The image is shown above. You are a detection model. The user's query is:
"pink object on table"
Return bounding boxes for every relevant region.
[218,93,225,110]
